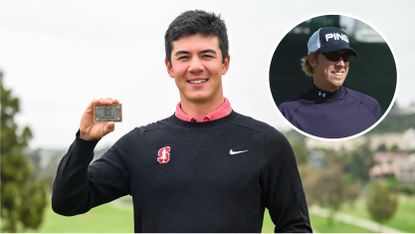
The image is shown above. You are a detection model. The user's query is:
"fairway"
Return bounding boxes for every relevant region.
[339,195,415,233]
[37,202,134,232]
[18,198,412,233]
[261,209,372,233]
[35,203,372,233]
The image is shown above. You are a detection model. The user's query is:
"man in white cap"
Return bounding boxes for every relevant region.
[279,27,382,138]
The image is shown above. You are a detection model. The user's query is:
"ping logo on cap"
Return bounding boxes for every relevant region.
[325,33,350,43]
[307,27,358,56]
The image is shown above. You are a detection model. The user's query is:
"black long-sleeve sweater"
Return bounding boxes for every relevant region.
[52,111,312,232]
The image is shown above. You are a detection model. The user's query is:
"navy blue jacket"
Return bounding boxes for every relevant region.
[279,85,382,138]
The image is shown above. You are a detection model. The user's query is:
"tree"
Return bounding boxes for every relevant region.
[366,181,398,231]
[314,165,347,225]
[290,138,309,165]
[298,164,319,205]
[341,144,373,183]
[300,162,347,226]
[0,71,47,232]
[345,183,362,209]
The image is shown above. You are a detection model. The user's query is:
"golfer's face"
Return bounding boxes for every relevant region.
[166,33,229,105]
[313,51,350,92]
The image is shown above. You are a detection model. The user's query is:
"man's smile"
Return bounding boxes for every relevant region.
[187,78,209,84]
[331,70,346,79]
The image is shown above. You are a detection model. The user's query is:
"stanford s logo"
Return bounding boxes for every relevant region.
[157,146,171,164]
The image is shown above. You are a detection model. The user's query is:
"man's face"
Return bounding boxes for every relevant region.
[309,50,350,92]
[165,34,230,105]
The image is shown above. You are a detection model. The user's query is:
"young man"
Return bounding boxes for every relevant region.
[52,10,312,232]
[279,27,382,138]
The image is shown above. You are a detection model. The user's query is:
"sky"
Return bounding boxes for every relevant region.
[1,0,414,149]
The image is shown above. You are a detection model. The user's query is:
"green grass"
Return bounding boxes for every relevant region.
[261,209,372,233]
[35,202,134,232]
[339,195,415,233]
[7,195,413,233]
[308,214,373,233]
[29,204,373,233]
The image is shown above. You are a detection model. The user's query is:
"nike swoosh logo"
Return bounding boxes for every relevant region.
[229,149,249,155]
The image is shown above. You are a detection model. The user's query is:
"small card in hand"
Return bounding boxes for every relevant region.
[94,104,122,122]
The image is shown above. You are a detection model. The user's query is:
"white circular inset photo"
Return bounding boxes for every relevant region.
[269,14,397,140]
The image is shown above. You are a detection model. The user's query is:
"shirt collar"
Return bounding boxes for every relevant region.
[304,84,346,103]
[175,98,233,122]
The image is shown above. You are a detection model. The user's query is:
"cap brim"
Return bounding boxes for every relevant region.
[319,44,358,57]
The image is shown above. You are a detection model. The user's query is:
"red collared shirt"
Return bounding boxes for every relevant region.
[175,98,233,122]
